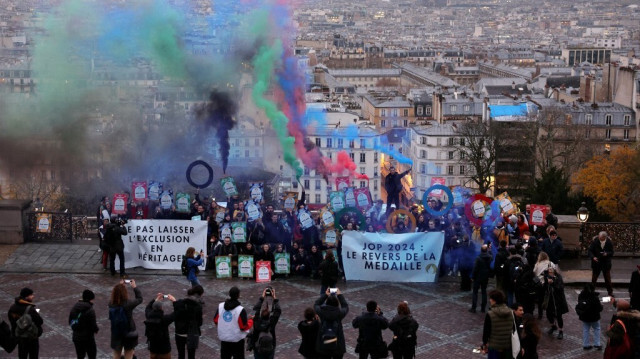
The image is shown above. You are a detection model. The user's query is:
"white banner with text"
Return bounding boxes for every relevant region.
[121,220,208,270]
[341,231,445,283]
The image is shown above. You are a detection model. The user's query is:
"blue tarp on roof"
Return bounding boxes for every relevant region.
[488,103,528,119]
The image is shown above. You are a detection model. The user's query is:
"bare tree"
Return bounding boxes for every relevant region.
[453,121,500,194]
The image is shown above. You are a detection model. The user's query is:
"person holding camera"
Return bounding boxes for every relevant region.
[105,216,128,278]
[185,247,205,287]
[247,287,282,359]
[109,279,142,359]
[214,286,253,359]
[352,300,389,359]
[144,293,177,359]
[314,288,349,359]
[173,285,204,359]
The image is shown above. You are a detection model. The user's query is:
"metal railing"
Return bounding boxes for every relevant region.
[581,222,640,255]
[25,211,73,242]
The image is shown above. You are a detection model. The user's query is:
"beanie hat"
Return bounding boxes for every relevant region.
[20,288,34,299]
[82,289,95,302]
[229,286,240,300]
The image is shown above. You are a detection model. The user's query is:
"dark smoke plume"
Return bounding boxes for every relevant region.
[195,90,238,173]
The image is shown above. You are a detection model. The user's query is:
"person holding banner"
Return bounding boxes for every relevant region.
[105,217,128,278]
[185,247,205,287]
[214,287,253,359]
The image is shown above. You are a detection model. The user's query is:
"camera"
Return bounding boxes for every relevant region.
[265,286,273,297]
[116,217,128,225]
[329,288,338,294]
[124,279,131,284]
[163,295,169,299]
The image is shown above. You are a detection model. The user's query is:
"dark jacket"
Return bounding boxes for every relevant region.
[576,289,603,323]
[494,247,510,277]
[144,300,175,354]
[540,237,563,264]
[314,294,349,356]
[105,223,128,253]
[384,169,410,194]
[544,272,569,316]
[216,243,237,257]
[108,287,143,348]
[472,251,493,282]
[588,238,614,271]
[248,298,282,350]
[319,259,340,287]
[69,301,99,341]
[173,295,203,336]
[298,318,320,358]
[520,327,539,359]
[389,314,419,347]
[8,298,44,338]
[264,220,284,245]
[352,311,389,350]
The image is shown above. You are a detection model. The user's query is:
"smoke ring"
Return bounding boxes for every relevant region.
[186,160,214,189]
[422,184,454,217]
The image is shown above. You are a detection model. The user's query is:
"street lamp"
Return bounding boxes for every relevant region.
[577,202,590,250]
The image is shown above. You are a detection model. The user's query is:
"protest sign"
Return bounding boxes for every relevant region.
[159,190,173,210]
[274,253,290,274]
[238,255,254,278]
[249,182,264,202]
[329,191,345,212]
[256,261,271,283]
[341,231,444,283]
[148,181,162,201]
[354,187,372,211]
[120,220,207,270]
[112,194,128,215]
[529,204,547,226]
[220,177,238,197]
[132,181,147,202]
[175,193,191,213]
[215,256,232,278]
[335,176,350,191]
[231,222,246,243]
[344,187,356,208]
[36,213,51,233]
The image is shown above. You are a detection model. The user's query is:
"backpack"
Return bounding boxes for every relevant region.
[254,319,274,354]
[181,257,189,277]
[575,300,588,317]
[109,306,130,338]
[507,257,524,288]
[319,319,339,352]
[15,306,39,339]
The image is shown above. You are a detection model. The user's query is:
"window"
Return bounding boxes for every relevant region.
[360,181,366,188]
[448,166,454,175]
[374,167,378,177]
[450,105,457,113]
[585,114,592,125]
[337,138,343,148]
[381,120,386,128]
[605,129,611,139]
[349,153,355,161]
[255,138,260,146]
[245,138,249,146]
[437,138,441,146]
[327,138,333,148]
[448,138,454,146]
[417,107,423,116]
[292,181,298,188]
[460,138,465,146]
[315,180,321,190]
[349,140,355,148]
[374,152,378,163]
[360,139,365,148]
[420,163,426,174]
[304,180,310,189]
[304,167,310,175]
[360,167,365,174]
[315,138,321,147]
[403,119,408,127]
[360,153,366,163]
[420,149,426,158]
[460,152,465,160]
[463,105,470,113]
[585,128,591,139]
[235,138,240,146]
[459,165,465,175]
[315,194,321,203]
[426,107,432,116]
[448,151,454,160]
[605,114,612,126]
[435,164,442,175]
[624,129,629,140]
[245,150,250,157]
[403,109,408,117]
[624,115,631,126]
[381,109,386,116]
[392,109,398,117]
[420,136,426,144]
[373,180,378,190]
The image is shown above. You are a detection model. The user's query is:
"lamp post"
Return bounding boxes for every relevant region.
[577,202,590,251]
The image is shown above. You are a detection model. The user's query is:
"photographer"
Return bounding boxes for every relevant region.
[314,288,349,359]
[352,300,389,359]
[144,293,177,358]
[105,216,128,278]
[248,287,282,359]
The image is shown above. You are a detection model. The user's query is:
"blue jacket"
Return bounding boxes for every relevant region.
[187,256,204,282]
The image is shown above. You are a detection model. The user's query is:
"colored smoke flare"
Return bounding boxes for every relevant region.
[195,90,238,174]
